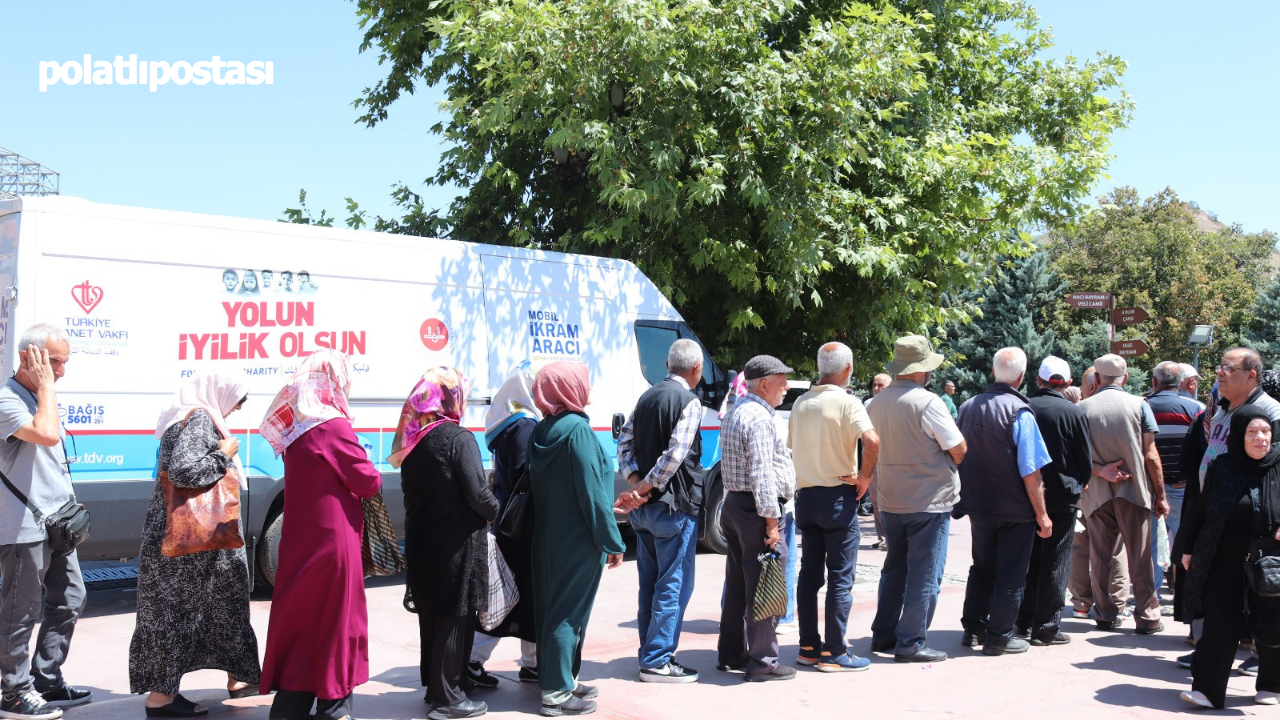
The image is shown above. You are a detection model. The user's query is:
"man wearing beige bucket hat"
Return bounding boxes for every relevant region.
[865,335,967,664]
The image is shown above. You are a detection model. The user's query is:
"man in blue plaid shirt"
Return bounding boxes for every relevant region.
[715,355,797,683]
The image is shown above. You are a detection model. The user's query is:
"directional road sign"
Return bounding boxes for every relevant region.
[1066,292,1112,309]
[1110,339,1150,358]
[1111,307,1150,326]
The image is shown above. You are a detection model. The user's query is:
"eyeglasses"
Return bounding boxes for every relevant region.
[1217,363,1242,374]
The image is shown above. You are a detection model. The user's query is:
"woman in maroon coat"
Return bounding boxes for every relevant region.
[259,350,382,720]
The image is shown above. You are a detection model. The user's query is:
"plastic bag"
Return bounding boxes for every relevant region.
[1156,516,1171,571]
[479,532,520,631]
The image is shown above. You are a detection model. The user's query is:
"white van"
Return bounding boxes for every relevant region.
[0,196,734,586]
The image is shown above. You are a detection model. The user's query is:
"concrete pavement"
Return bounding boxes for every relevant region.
[52,515,1268,718]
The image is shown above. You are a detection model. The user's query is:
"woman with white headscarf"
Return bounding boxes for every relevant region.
[129,373,261,718]
[468,362,542,689]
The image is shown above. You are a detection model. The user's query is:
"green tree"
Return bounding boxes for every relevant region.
[1048,187,1275,375]
[941,250,1063,398]
[347,0,1131,368]
[1244,273,1280,368]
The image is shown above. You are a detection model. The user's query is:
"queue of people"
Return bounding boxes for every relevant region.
[2,320,1280,719]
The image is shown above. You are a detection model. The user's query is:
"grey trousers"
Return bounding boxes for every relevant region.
[0,542,85,695]
[1068,518,1129,613]
[1086,498,1161,629]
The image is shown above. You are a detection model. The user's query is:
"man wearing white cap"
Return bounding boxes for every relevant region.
[1147,361,1205,588]
[1178,363,1204,405]
[1078,354,1168,634]
[1016,356,1094,646]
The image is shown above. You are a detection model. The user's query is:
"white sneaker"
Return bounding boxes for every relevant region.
[1180,690,1213,709]
[1257,691,1280,705]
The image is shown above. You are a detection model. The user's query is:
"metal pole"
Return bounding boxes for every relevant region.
[1193,347,1200,374]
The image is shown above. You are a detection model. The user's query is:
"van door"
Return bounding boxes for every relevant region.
[631,319,726,464]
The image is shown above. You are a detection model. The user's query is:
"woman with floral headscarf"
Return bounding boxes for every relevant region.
[258,350,381,720]
[392,367,499,720]
[130,373,260,718]
[527,361,625,717]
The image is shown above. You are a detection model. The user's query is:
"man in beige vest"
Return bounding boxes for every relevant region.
[1078,354,1168,634]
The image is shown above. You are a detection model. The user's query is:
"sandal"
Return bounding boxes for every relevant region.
[228,683,260,699]
[145,694,209,718]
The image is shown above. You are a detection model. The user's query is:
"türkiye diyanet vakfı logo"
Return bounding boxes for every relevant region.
[39,55,272,92]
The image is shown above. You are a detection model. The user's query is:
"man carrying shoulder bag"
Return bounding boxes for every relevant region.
[0,325,91,720]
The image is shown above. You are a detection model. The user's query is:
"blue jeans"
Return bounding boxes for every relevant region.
[631,503,698,669]
[870,511,949,654]
[960,515,1036,646]
[1153,485,1184,585]
[796,485,860,654]
[781,508,798,624]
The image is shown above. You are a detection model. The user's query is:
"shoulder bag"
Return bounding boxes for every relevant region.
[0,469,89,556]
[498,465,533,541]
[1245,536,1280,598]
[159,411,244,557]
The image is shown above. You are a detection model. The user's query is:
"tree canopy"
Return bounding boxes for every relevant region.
[343,0,1130,369]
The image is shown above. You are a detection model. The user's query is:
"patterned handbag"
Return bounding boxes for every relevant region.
[361,493,405,578]
[752,550,788,621]
[479,532,520,631]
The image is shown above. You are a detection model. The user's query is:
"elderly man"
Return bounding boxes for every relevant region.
[863,374,895,537]
[615,339,706,683]
[1178,363,1203,403]
[789,343,878,673]
[954,347,1053,656]
[941,380,960,420]
[1146,361,1205,584]
[1198,347,1280,483]
[866,336,966,663]
[0,325,91,719]
[716,355,797,682]
[1016,357,1093,647]
[1079,354,1168,634]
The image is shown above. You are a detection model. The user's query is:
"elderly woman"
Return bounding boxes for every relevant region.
[129,373,261,718]
[259,351,382,720]
[468,361,542,689]
[1180,406,1280,709]
[390,367,499,720]
[528,361,625,717]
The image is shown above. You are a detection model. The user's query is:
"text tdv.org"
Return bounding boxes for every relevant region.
[39,55,273,92]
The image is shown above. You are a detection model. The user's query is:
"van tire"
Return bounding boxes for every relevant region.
[257,510,284,590]
[699,463,728,555]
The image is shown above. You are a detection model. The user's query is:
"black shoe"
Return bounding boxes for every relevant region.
[869,640,896,654]
[716,661,748,673]
[466,661,500,690]
[38,685,91,709]
[427,698,488,720]
[1030,632,1071,647]
[961,632,986,648]
[895,646,947,663]
[143,694,208,718]
[1134,621,1164,636]
[571,684,599,699]
[1014,627,1031,639]
[1,689,64,720]
[983,637,1029,656]
[1094,619,1122,632]
[541,696,596,716]
[519,667,540,683]
[1177,652,1194,669]
[744,665,797,682]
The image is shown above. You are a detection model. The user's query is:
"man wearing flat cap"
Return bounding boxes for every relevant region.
[1078,353,1167,634]
[866,335,966,664]
[1016,356,1094,647]
[717,355,798,682]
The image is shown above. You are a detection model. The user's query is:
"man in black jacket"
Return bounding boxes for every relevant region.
[1016,356,1094,646]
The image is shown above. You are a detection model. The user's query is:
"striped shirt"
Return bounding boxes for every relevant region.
[720,392,795,518]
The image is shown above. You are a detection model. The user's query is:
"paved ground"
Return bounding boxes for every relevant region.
[54,515,1270,719]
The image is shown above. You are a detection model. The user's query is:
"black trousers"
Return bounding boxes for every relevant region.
[269,690,353,720]
[1017,509,1075,640]
[417,606,475,707]
[718,492,786,674]
[1192,529,1280,708]
[960,515,1036,647]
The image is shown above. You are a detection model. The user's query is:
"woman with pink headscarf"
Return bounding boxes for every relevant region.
[391,367,499,720]
[258,350,381,720]
[527,361,625,717]
[130,373,260,718]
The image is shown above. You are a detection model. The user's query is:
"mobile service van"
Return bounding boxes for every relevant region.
[0,196,735,586]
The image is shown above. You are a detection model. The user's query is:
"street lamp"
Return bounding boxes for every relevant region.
[1186,324,1215,372]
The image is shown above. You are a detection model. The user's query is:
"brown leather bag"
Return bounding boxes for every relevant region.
[159,411,245,557]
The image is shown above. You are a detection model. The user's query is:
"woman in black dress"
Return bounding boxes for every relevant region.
[1180,405,1280,708]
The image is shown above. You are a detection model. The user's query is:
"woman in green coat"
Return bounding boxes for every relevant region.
[528,361,626,717]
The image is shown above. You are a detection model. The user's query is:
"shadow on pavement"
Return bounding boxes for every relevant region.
[1094,682,1244,714]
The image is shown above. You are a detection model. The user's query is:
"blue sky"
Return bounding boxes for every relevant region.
[1,1,1277,234]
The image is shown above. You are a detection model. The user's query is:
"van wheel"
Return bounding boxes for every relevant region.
[699,464,728,554]
[257,510,284,589]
